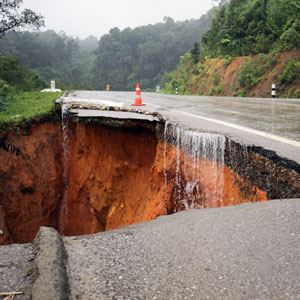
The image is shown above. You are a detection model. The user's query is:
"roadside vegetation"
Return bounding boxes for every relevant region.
[0,48,62,130]
[238,54,278,89]
[0,92,62,126]
[162,0,300,98]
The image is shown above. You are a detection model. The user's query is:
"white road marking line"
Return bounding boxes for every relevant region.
[174,110,300,148]
[107,98,162,109]
[143,102,162,108]
[70,94,300,147]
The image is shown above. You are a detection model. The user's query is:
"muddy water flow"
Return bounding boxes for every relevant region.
[165,123,226,211]
[59,103,70,233]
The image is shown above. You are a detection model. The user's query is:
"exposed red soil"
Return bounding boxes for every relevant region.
[255,50,300,98]
[164,146,267,212]
[61,123,166,235]
[0,122,64,244]
[0,120,268,245]
[188,50,300,98]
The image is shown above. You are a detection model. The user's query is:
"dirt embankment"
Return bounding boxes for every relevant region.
[0,118,275,245]
[187,50,300,98]
[0,121,64,244]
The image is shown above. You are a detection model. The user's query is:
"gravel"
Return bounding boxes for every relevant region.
[0,243,34,300]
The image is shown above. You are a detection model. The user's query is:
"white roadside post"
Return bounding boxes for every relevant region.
[176,88,178,95]
[41,80,61,92]
[272,83,276,98]
[51,80,56,90]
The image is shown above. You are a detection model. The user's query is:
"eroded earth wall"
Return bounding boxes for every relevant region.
[0,117,299,245]
[0,121,64,244]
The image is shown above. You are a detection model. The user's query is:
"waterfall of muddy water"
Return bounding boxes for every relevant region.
[164,123,226,211]
[227,140,235,204]
[163,121,169,215]
[174,126,182,211]
[58,101,70,233]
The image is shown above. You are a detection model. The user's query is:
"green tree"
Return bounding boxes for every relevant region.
[0,54,46,91]
[267,0,300,50]
[0,30,96,89]
[191,41,200,64]
[93,11,215,90]
[202,0,300,57]
[0,0,44,37]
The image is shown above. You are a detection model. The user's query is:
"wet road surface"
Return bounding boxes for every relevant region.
[65,199,300,300]
[70,91,300,164]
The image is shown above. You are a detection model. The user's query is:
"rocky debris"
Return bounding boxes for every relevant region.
[31,227,69,300]
[0,243,34,300]
[69,103,163,119]
[226,140,300,199]
[0,138,20,155]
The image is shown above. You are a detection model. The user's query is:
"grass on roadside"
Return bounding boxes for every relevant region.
[0,91,63,126]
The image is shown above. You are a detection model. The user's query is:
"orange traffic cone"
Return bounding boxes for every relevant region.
[131,83,145,106]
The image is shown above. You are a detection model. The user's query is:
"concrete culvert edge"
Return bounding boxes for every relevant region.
[31,227,69,300]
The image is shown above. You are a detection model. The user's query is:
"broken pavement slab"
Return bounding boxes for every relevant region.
[0,227,69,300]
[69,109,161,122]
[55,95,164,123]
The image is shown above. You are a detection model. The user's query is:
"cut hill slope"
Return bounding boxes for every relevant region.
[162,0,300,99]
[163,50,300,98]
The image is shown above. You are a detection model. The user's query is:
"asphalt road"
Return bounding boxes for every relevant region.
[62,91,300,299]
[65,199,300,300]
[69,91,300,164]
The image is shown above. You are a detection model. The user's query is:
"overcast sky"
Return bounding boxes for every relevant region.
[21,0,216,40]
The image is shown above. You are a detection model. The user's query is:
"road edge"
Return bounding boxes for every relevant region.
[31,226,69,300]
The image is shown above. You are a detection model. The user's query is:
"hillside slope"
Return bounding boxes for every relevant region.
[163,50,300,98]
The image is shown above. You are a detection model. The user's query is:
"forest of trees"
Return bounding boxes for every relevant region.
[0,9,215,92]
[202,0,300,57]
[93,14,214,91]
[0,30,97,90]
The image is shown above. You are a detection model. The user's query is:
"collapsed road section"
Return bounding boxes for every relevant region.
[0,98,299,245]
[0,95,300,299]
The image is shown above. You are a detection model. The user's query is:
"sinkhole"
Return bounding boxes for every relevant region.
[0,113,300,245]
